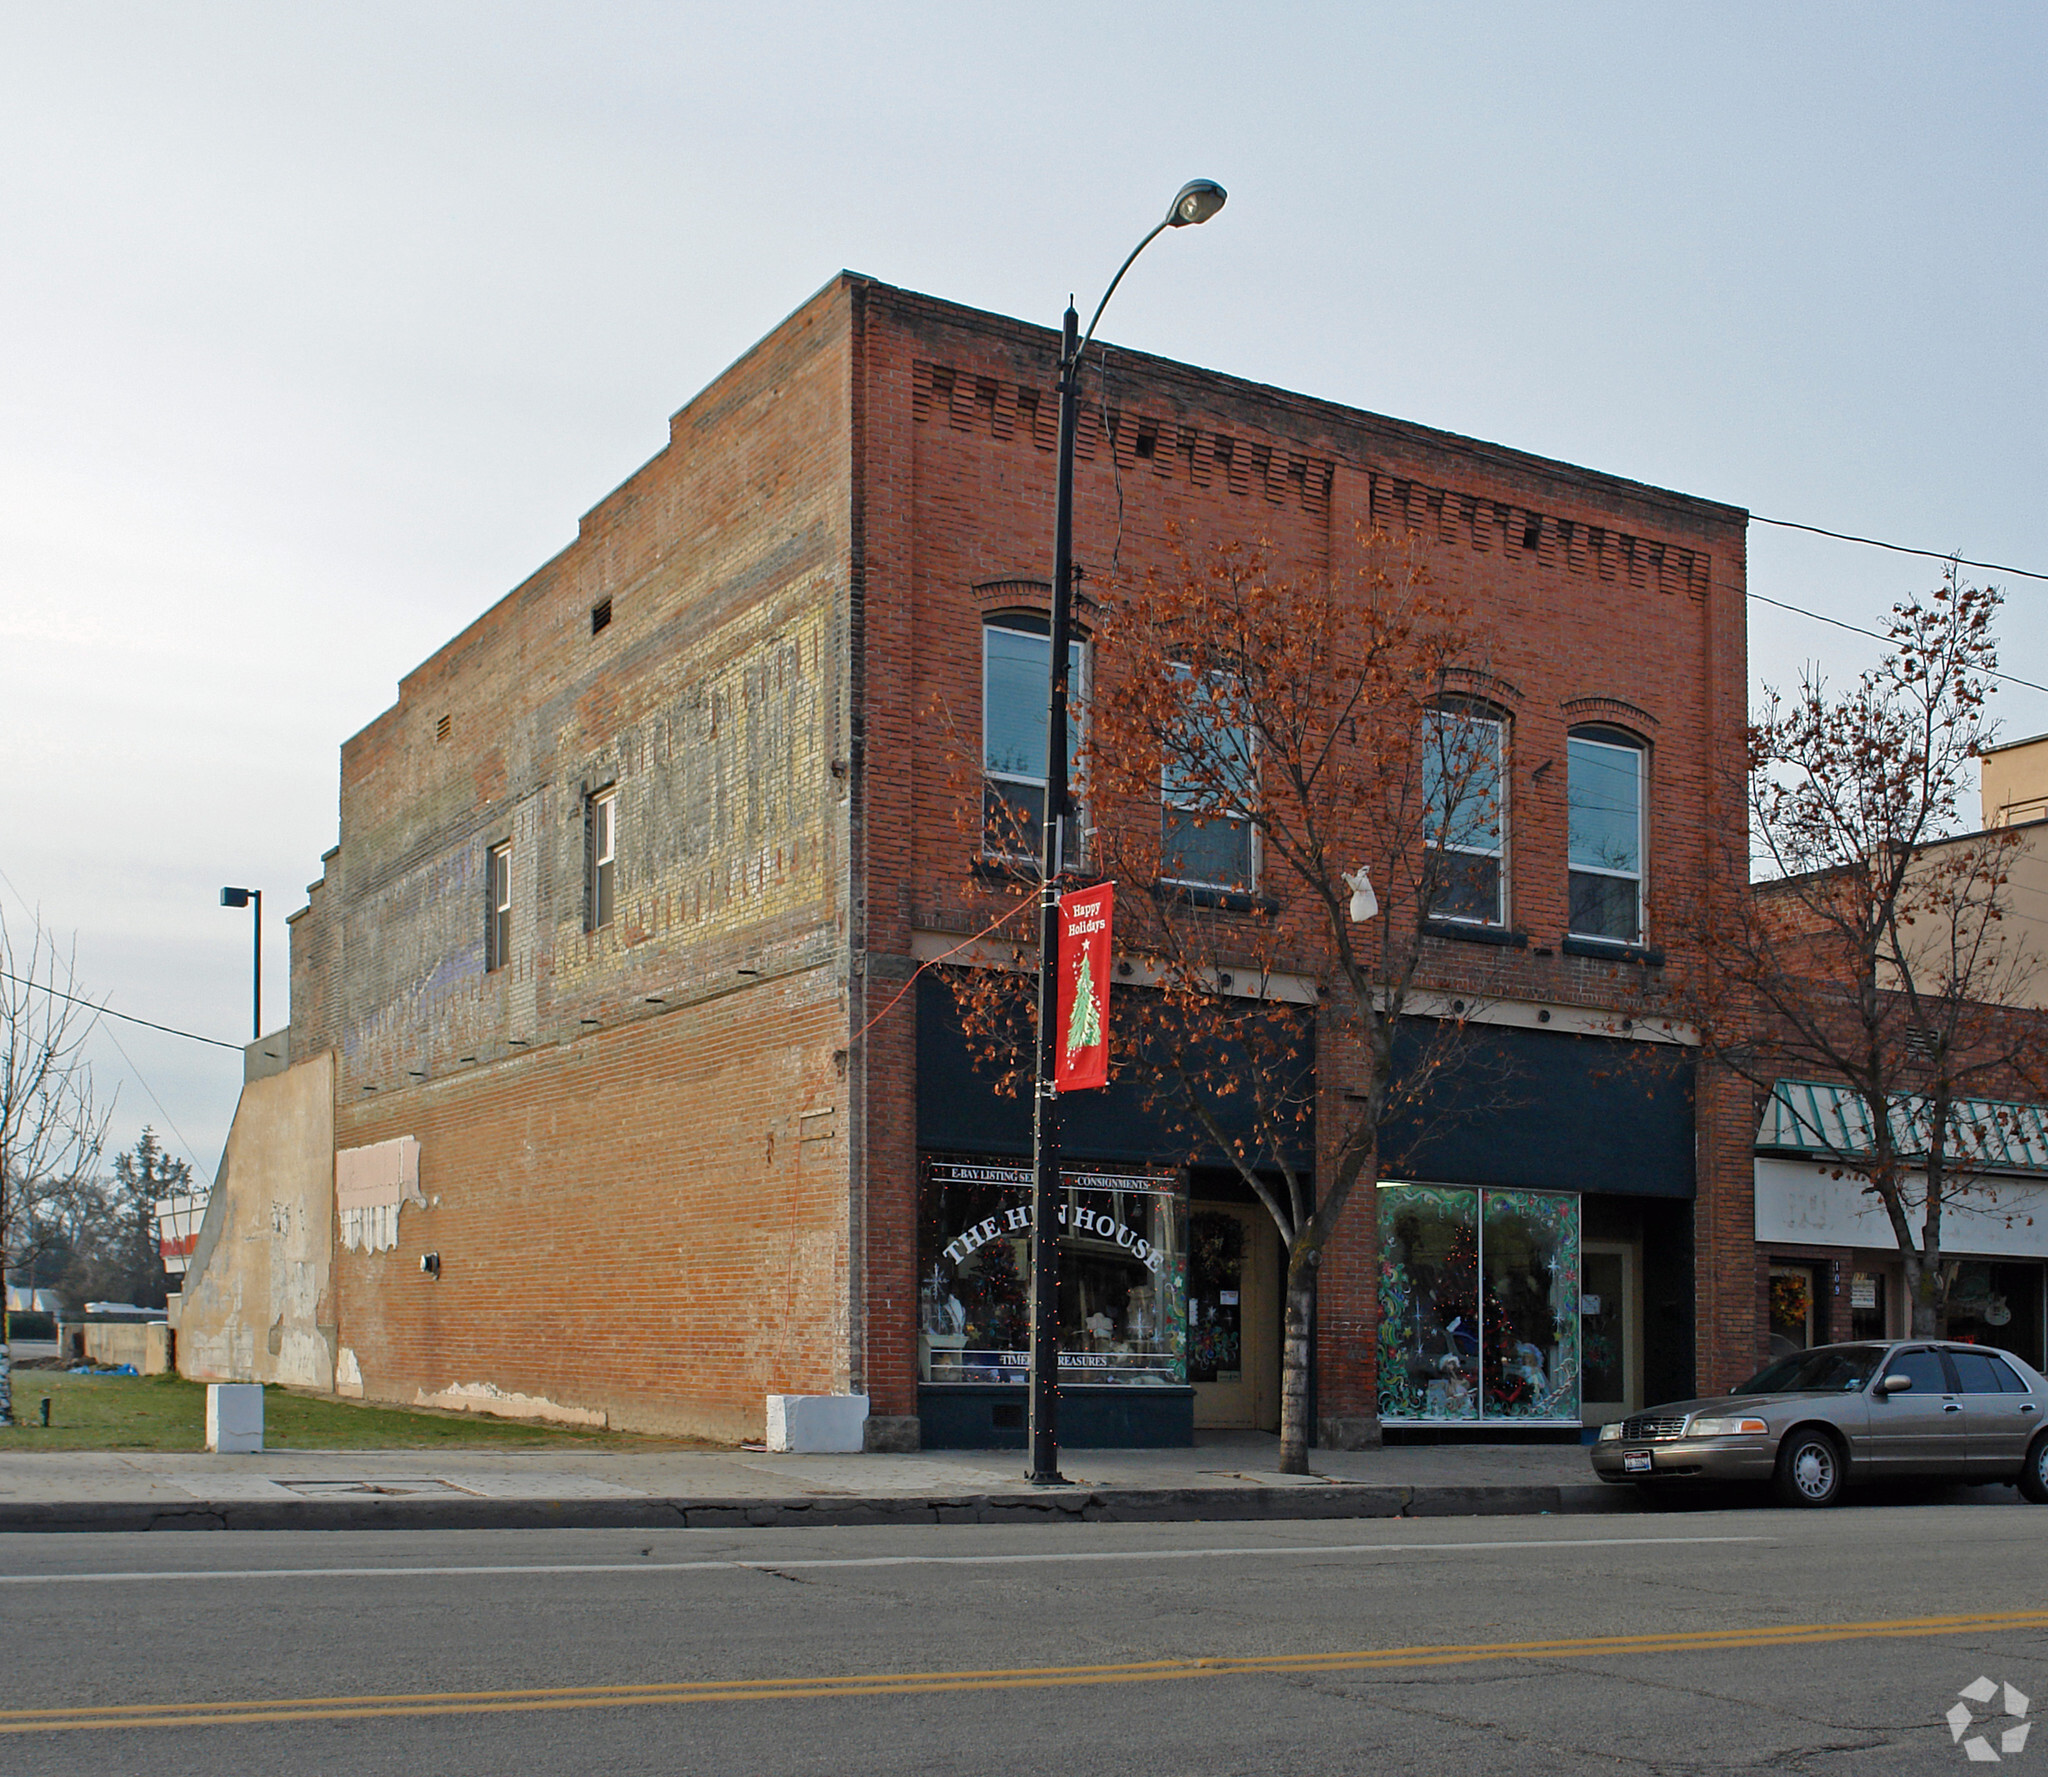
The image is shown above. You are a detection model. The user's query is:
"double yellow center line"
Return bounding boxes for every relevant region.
[8,1609,2046,1734]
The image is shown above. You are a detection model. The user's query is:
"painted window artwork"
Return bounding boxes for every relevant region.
[1377,1183,1580,1422]
[917,1158,1186,1387]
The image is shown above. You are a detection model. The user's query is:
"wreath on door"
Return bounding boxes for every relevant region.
[1770,1273,1813,1329]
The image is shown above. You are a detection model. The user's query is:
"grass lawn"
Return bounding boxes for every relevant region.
[0,1370,719,1452]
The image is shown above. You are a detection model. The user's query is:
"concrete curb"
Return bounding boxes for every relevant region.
[0,1481,1643,1534]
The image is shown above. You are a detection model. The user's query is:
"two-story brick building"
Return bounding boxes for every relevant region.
[176,274,1755,1448]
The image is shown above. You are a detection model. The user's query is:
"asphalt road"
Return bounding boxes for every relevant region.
[0,1500,2043,1775]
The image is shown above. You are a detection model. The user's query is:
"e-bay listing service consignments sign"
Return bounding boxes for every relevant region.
[1055,883,1113,1092]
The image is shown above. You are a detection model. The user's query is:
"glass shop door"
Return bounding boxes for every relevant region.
[1579,1242,1640,1426]
[1188,1203,1280,1430]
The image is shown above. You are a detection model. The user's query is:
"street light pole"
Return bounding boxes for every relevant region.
[219,887,262,1041]
[1026,179,1227,1488]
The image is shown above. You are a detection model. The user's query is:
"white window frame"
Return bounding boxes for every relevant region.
[590,789,617,931]
[1159,662,1260,892]
[1423,706,1507,927]
[487,840,512,972]
[981,616,1087,863]
[1566,730,1645,945]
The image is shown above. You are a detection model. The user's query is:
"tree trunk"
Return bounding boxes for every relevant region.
[1904,1251,1944,1338]
[1277,1267,1316,1475]
[0,1331,12,1427]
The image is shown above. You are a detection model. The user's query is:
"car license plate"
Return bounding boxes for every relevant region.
[1623,1451,1652,1475]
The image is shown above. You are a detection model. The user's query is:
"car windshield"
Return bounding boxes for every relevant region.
[1733,1346,1887,1395]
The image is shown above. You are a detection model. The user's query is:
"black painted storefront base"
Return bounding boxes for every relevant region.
[920,1385,1195,1450]
[1379,1422,1584,1446]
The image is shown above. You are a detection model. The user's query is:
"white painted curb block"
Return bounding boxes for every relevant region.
[765,1393,869,1453]
[206,1382,264,1453]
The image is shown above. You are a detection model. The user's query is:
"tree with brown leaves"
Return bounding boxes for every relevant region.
[946,528,1508,1473]
[1688,568,2041,1340]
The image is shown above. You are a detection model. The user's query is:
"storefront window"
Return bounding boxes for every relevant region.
[1378,1183,1580,1423]
[1377,1185,1481,1420]
[1481,1190,1580,1420]
[918,1159,1187,1386]
[1947,1260,2045,1372]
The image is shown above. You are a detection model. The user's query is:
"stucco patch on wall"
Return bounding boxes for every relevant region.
[415,1379,608,1428]
[338,1135,424,1252]
[336,1346,364,1397]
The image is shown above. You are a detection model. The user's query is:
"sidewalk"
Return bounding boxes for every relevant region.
[0,1432,1645,1532]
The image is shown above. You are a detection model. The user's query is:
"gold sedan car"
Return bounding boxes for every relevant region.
[1590,1340,2048,1508]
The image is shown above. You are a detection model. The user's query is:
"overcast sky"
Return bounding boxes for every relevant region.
[2,2,2043,1188]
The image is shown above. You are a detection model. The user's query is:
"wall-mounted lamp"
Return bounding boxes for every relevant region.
[420,1253,441,1279]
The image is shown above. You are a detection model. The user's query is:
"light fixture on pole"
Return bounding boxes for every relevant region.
[1027,178,1227,1488]
[219,886,262,1042]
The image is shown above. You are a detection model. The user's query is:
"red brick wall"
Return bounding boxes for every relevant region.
[291,271,1757,1439]
[335,970,848,1440]
[848,280,1753,1410]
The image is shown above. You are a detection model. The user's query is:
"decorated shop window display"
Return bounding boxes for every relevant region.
[1377,1182,1581,1423]
[918,1158,1187,1385]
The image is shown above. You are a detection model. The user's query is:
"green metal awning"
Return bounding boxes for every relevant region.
[1757,1079,2048,1176]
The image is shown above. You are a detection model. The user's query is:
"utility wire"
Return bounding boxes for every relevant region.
[1746,591,2048,700]
[0,970,242,1051]
[0,863,219,1173]
[1751,516,2048,585]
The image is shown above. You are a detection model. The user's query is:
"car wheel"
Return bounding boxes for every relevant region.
[2021,1434,2048,1505]
[1774,1429,1843,1508]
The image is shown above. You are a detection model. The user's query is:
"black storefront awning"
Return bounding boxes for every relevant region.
[1381,1020,1696,1199]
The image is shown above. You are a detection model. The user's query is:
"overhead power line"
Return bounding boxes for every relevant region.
[1745,592,2048,700]
[1751,516,2048,585]
[0,969,243,1051]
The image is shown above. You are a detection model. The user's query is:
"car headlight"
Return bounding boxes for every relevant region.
[1685,1416,1768,1438]
[1597,1422,1625,1443]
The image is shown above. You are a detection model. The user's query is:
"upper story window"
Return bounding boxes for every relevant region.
[983,615,1084,860]
[1567,726,1645,944]
[1160,663,1257,891]
[589,789,617,930]
[486,841,512,971]
[1422,704,1507,926]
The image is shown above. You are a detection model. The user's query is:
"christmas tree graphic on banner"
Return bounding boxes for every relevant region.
[1054,882,1113,1091]
[1067,946,1102,1059]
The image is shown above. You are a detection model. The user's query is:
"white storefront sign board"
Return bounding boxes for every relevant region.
[1754,1158,2048,1257]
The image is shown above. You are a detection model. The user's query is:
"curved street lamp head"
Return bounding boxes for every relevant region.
[1166,179,1227,227]
[1074,179,1231,363]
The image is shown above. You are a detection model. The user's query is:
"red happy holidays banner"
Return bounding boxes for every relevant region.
[1054,883,1114,1092]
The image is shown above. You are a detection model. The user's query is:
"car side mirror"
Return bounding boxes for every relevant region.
[1876,1373,1912,1396]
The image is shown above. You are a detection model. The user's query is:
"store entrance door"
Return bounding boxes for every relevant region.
[1580,1242,1641,1426]
[1189,1203,1280,1430]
